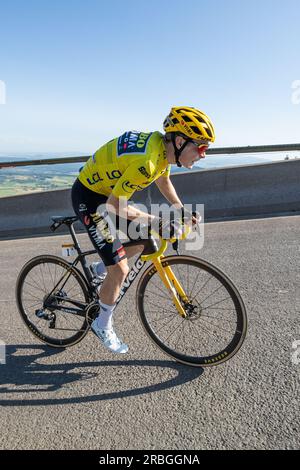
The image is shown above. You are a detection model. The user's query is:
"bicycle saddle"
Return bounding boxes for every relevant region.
[51,215,78,224]
[50,215,78,231]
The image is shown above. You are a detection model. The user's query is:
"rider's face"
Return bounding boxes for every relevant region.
[178,138,209,169]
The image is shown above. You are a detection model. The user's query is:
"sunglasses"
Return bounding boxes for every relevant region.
[189,140,209,157]
[190,139,210,148]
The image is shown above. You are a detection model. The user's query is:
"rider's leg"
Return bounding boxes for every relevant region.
[72,180,143,353]
[91,243,143,280]
[99,258,129,306]
[98,244,143,304]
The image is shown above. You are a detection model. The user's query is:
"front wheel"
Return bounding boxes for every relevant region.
[16,255,91,348]
[136,255,247,367]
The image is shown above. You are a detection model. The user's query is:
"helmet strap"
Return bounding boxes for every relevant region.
[171,133,190,167]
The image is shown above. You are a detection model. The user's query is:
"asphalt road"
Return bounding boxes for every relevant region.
[0,215,299,450]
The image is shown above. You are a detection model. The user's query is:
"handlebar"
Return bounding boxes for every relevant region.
[141,224,192,262]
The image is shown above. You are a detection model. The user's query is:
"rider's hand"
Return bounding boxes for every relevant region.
[161,218,185,240]
[152,217,184,240]
[181,208,201,226]
[191,211,201,225]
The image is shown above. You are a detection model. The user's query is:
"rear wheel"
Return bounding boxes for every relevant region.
[136,255,247,367]
[16,255,91,347]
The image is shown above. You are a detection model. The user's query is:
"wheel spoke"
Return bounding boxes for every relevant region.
[138,257,246,366]
[17,258,90,347]
[146,289,171,302]
[191,282,224,304]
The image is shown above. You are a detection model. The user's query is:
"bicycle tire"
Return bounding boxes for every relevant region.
[136,255,247,367]
[16,255,91,348]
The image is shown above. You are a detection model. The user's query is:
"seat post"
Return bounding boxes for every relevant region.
[68,222,92,280]
[69,222,81,253]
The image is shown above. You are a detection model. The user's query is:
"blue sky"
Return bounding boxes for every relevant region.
[0,0,300,153]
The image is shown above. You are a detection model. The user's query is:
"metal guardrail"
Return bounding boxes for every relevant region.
[208,143,300,155]
[0,155,87,169]
[0,144,300,169]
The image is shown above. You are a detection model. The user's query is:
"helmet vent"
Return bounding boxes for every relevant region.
[182,116,193,122]
[195,116,206,124]
[191,126,201,135]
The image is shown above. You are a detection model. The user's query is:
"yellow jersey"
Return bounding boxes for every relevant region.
[78,131,170,198]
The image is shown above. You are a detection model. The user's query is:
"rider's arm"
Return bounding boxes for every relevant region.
[105,164,157,223]
[155,175,200,226]
[155,175,183,209]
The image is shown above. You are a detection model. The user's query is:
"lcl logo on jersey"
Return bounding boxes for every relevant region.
[122,181,143,193]
[87,170,122,186]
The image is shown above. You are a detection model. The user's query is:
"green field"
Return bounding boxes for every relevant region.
[0,174,75,197]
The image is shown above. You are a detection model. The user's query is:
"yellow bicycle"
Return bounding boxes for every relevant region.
[16,215,247,367]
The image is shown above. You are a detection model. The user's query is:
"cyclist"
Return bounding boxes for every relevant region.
[71,106,215,354]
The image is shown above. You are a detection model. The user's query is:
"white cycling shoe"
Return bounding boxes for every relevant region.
[91,320,129,354]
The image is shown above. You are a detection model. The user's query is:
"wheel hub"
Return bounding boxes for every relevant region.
[43,290,67,310]
[183,302,202,320]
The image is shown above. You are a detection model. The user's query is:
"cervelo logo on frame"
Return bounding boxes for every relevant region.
[291,80,300,105]
[0,80,6,105]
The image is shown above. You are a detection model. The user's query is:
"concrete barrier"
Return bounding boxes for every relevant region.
[0,160,299,237]
[135,159,300,218]
[0,188,75,238]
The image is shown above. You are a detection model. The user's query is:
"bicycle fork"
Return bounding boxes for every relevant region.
[159,259,189,317]
[142,246,189,318]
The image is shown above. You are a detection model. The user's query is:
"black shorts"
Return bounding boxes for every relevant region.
[71,179,130,266]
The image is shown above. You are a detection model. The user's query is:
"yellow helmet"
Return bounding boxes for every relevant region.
[163,106,215,143]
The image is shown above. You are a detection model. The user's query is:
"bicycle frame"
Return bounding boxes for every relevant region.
[46,222,191,319]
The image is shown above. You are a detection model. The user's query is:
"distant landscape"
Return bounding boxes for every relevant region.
[0,152,299,198]
[0,154,84,197]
